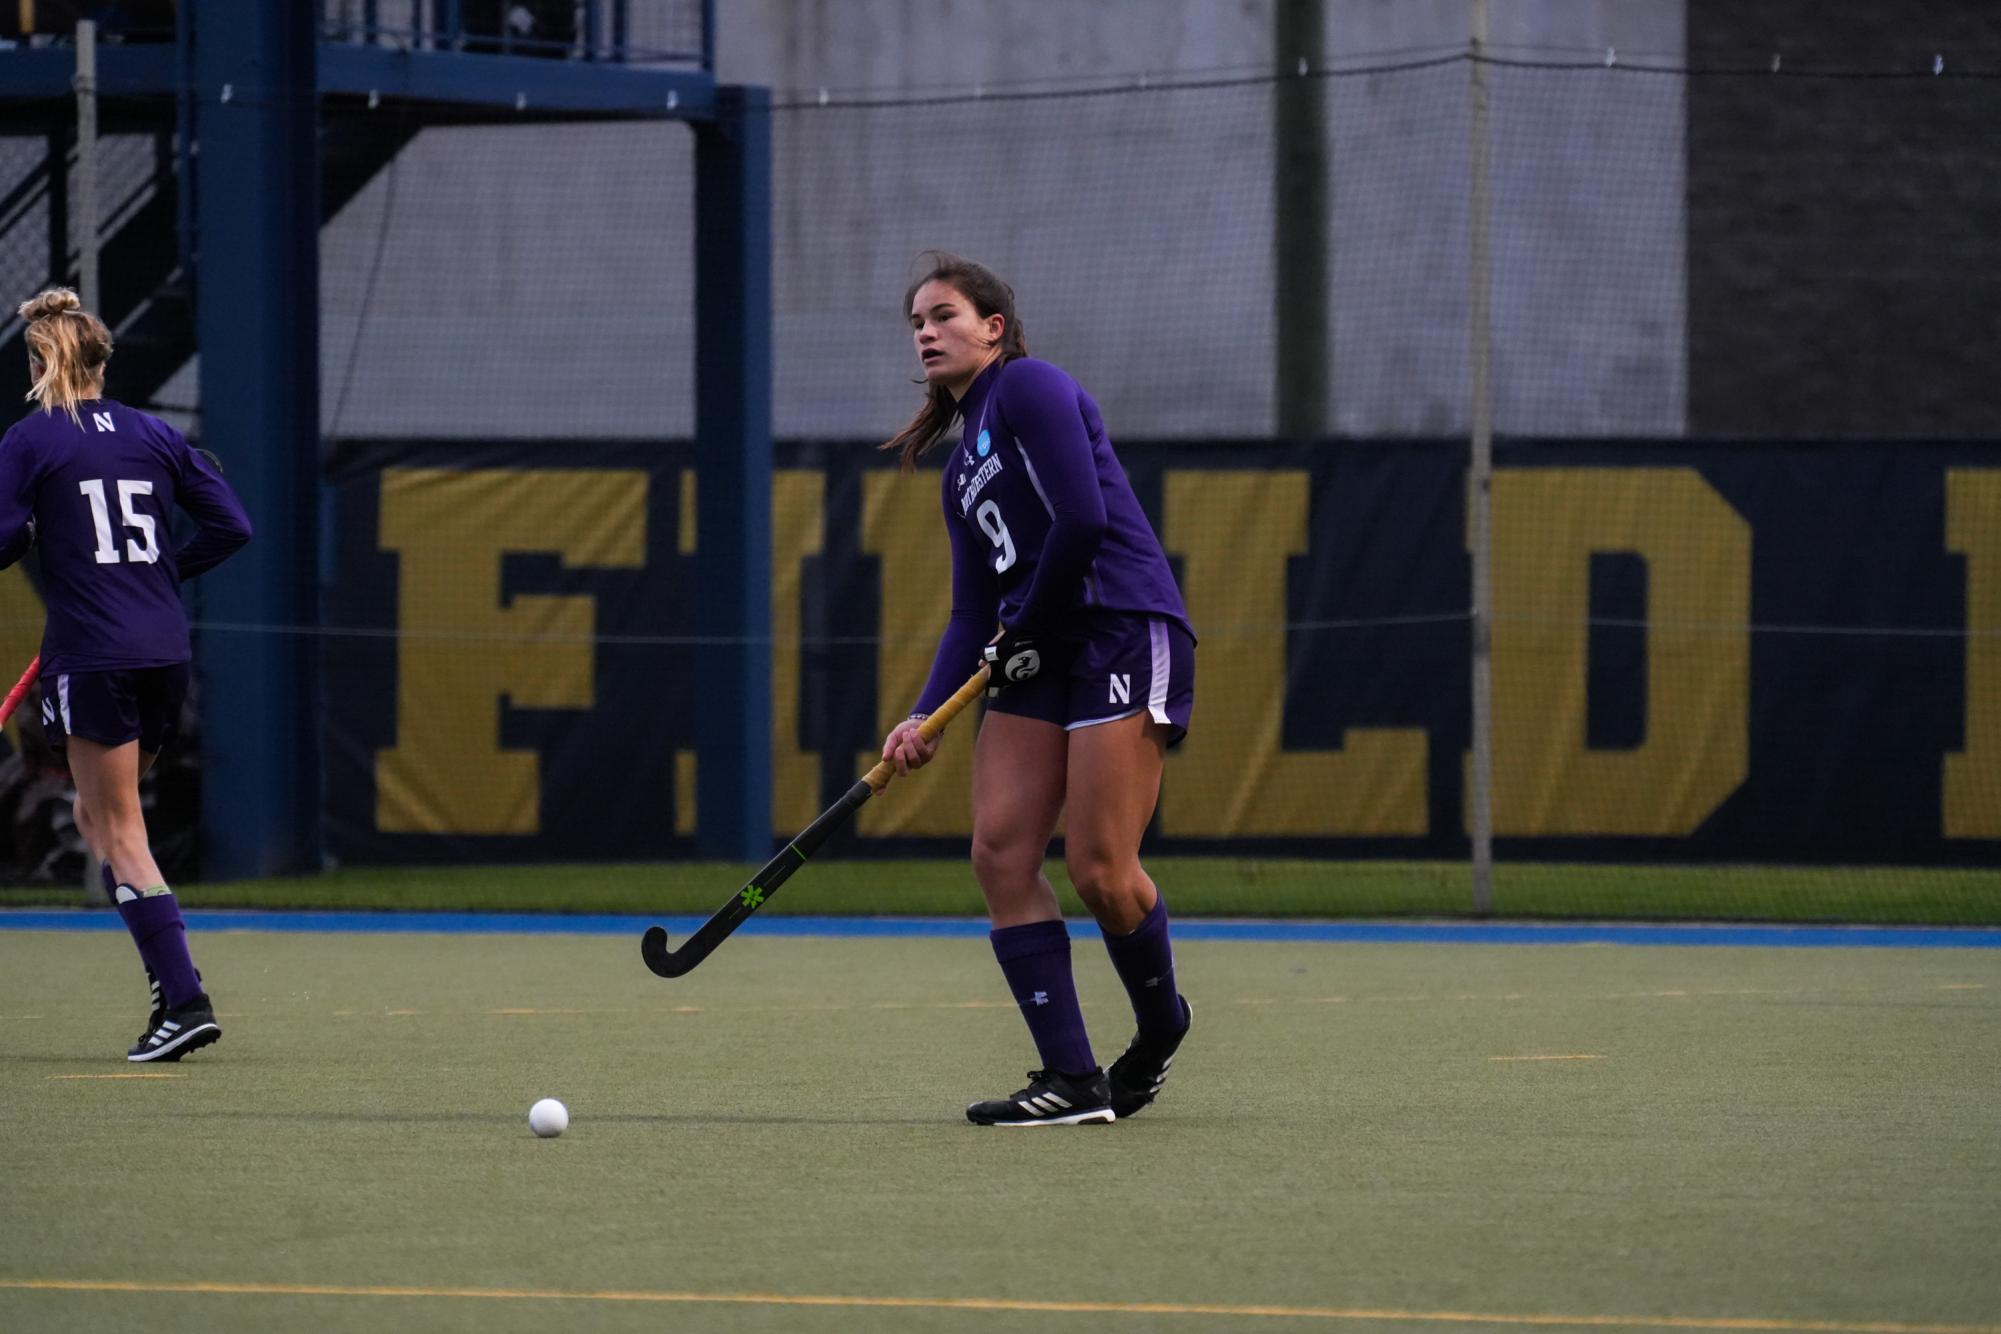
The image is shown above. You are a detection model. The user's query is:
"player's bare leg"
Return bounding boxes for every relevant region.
[68,738,165,889]
[1066,711,1191,1118]
[964,711,1110,1125]
[969,710,1066,927]
[69,736,217,1061]
[73,751,182,1022]
[71,788,112,899]
[72,747,159,895]
[1062,710,1169,931]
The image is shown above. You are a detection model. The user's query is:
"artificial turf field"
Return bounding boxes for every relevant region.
[2,926,1998,1333]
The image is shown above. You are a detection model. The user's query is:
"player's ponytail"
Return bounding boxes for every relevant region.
[19,287,113,428]
[882,253,1027,472]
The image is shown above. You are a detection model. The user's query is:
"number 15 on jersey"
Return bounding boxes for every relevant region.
[79,478,160,564]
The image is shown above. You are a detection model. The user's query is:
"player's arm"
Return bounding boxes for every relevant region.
[0,427,38,571]
[913,504,1000,715]
[886,497,999,773]
[170,438,253,579]
[993,361,1108,632]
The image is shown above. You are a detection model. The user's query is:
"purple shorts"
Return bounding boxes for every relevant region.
[987,613,1195,747]
[41,664,190,754]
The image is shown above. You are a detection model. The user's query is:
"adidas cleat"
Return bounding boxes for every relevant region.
[133,969,206,1062]
[1107,995,1191,1119]
[966,1068,1115,1126]
[128,993,221,1063]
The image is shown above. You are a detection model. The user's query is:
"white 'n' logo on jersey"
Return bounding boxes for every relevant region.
[91,412,114,432]
[1109,673,1131,705]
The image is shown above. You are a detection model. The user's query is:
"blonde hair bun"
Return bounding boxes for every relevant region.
[19,287,111,423]
[18,287,84,323]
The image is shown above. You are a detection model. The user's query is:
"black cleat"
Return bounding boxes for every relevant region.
[966,1068,1115,1126]
[1107,996,1192,1119]
[134,969,206,1062]
[128,993,221,1063]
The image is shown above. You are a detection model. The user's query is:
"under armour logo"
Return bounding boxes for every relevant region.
[1030,991,1049,1006]
[1143,976,1161,988]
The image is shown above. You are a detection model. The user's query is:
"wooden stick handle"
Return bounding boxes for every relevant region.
[863,664,991,794]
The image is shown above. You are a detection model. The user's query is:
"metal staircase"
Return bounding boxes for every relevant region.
[0,1,770,874]
[0,113,418,423]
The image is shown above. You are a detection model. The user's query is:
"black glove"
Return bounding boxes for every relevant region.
[983,627,1042,697]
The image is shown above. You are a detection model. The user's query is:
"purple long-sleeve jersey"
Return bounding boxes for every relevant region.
[0,399,251,674]
[911,357,1192,716]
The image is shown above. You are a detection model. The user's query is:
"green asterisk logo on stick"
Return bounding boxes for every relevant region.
[740,885,765,909]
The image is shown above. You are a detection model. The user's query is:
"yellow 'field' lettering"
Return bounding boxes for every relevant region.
[1945,470,2001,838]
[375,468,646,835]
[856,470,976,836]
[1479,469,1748,835]
[673,469,825,838]
[0,567,42,745]
[1162,470,1428,836]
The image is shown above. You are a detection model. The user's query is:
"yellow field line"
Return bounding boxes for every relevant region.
[14,983,1993,1026]
[1489,1054,1603,1062]
[0,1278,1993,1332]
[44,1072,186,1080]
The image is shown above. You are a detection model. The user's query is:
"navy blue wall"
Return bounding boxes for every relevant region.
[320,439,2000,867]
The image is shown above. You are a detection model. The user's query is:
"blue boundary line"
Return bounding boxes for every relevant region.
[2,910,1999,948]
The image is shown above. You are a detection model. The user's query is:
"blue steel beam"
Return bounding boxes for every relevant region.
[318,45,716,118]
[0,20,736,874]
[193,3,322,878]
[692,86,774,860]
[0,46,176,101]
[0,46,714,122]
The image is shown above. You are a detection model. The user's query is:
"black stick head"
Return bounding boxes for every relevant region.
[640,924,690,978]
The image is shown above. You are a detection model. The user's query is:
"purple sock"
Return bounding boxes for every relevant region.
[1101,891,1187,1036]
[113,888,204,1008]
[990,920,1097,1076]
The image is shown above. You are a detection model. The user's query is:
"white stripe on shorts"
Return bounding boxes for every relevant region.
[58,673,71,733]
[1147,620,1171,725]
[1066,707,1144,733]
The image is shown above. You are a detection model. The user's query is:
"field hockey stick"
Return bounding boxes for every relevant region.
[641,662,992,979]
[0,655,40,727]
